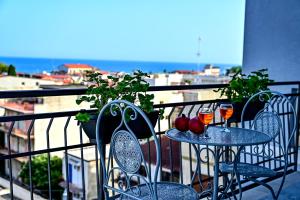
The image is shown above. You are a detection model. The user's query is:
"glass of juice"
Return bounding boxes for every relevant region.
[198,107,214,138]
[219,103,233,132]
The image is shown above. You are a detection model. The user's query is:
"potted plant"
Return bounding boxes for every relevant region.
[214,68,274,122]
[75,70,161,143]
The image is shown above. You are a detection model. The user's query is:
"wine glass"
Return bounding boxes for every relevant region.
[198,107,213,138]
[219,103,233,132]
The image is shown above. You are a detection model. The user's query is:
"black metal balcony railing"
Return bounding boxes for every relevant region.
[0,81,299,200]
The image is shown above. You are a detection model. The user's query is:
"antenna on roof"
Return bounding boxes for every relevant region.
[196,36,201,73]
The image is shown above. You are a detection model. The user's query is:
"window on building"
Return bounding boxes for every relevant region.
[68,163,73,183]
[161,171,180,182]
[74,164,80,171]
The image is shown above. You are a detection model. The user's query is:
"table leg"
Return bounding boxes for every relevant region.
[218,146,244,200]
[212,147,221,200]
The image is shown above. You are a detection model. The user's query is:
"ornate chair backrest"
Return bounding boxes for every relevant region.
[95,100,160,199]
[241,90,297,166]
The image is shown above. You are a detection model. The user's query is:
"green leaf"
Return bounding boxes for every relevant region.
[215,68,272,103]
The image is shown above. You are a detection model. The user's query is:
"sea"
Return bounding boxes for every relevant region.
[0,56,237,74]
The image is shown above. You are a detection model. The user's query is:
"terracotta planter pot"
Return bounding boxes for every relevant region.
[81,111,159,144]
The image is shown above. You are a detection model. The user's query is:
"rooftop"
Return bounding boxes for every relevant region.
[172,70,199,75]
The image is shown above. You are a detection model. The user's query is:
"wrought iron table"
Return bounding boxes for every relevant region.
[165,126,272,200]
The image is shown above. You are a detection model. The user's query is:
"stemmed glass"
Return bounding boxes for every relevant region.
[219,103,233,132]
[198,107,213,138]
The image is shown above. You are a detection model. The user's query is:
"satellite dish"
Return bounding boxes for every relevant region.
[0,108,4,116]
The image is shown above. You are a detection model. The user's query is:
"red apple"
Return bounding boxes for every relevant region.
[189,117,204,134]
[175,114,190,131]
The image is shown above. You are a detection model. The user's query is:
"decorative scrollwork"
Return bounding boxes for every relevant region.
[252,143,274,159]
[254,111,281,139]
[263,144,274,158]
[218,148,237,163]
[107,167,129,190]
[198,189,212,199]
[199,147,216,164]
[258,92,271,103]
[128,174,153,198]
[124,106,138,121]
[110,102,123,117]
[106,167,153,199]
[117,172,128,190]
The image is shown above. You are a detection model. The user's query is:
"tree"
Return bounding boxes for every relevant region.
[0,63,8,74]
[7,64,17,76]
[226,66,242,76]
[19,154,63,199]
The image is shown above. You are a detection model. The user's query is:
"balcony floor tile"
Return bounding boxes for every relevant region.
[243,172,300,200]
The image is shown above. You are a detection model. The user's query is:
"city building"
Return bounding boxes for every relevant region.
[58,64,94,75]
[203,64,220,76]
[61,147,98,200]
[0,101,34,179]
[0,79,90,185]
[242,0,300,83]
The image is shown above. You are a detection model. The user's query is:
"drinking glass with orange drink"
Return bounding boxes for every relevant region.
[219,103,233,132]
[198,107,214,138]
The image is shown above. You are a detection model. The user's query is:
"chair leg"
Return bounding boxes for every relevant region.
[274,172,286,200]
[248,177,276,200]
[104,188,110,200]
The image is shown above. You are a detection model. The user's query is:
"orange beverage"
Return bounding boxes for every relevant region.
[198,112,214,125]
[220,108,233,120]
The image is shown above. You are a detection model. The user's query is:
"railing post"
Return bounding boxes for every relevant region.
[99,143,105,200]
[294,84,300,171]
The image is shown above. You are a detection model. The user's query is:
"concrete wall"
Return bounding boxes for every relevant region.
[0,176,46,200]
[0,76,59,90]
[242,0,300,82]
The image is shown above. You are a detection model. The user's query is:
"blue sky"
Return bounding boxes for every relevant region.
[0,0,245,64]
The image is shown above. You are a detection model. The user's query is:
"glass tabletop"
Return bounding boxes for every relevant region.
[165,126,272,147]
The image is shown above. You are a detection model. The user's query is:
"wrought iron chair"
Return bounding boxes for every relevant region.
[95,100,198,200]
[220,90,297,200]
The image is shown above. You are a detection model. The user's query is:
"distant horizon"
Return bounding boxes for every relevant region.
[0,55,241,66]
[0,56,239,74]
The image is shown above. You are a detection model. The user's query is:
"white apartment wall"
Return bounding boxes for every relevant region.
[243,0,300,82]
[5,159,22,179]
[60,66,91,75]
[152,74,181,86]
[204,68,220,76]
[197,89,221,101]
[34,95,89,157]
[0,76,59,90]
[86,160,97,199]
